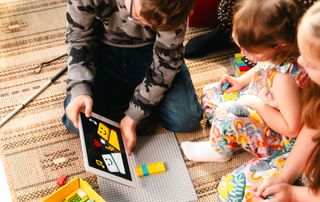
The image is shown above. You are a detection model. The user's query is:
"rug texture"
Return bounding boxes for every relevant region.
[0,1,253,201]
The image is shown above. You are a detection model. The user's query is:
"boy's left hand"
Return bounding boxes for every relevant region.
[120,115,137,155]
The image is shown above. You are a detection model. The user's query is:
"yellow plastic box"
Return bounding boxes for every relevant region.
[42,177,106,202]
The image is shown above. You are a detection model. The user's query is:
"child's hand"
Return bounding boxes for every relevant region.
[252,195,266,202]
[120,115,137,155]
[218,75,244,93]
[252,175,289,198]
[254,183,295,202]
[66,95,93,128]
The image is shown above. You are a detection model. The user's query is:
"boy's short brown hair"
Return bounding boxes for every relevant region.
[233,0,305,64]
[139,0,196,31]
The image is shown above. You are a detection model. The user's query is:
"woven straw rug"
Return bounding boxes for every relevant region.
[0,1,253,201]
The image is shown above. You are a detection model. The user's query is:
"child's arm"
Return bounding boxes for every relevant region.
[254,125,319,197]
[254,184,320,202]
[66,0,97,98]
[65,0,97,128]
[254,73,302,137]
[218,67,258,93]
[237,66,258,86]
[273,126,318,182]
[290,186,320,202]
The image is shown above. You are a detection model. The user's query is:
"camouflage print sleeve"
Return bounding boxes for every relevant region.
[125,23,187,123]
[66,0,98,99]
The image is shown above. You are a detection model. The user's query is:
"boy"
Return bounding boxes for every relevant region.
[62,0,203,155]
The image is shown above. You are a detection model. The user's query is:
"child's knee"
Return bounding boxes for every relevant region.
[62,94,79,135]
[61,114,79,135]
[160,100,203,132]
[162,110,203,132]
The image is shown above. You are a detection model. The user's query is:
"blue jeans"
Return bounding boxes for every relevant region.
[62,43,203,134]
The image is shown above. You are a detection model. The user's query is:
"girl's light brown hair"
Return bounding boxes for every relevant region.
[139,0,195,31]
[303,81,320,192]
[299,2,320,192]
[232,0,305,64]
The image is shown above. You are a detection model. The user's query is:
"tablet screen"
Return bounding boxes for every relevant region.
[78,112,135,187]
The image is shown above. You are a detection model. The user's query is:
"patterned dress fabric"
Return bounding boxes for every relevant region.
[201,61,307,201]
[218,151,289,202]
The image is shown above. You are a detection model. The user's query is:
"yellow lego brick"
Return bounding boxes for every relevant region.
[136,161,166,177]
[136,166,144,177]
[235,53,242,58]
[148,162,166,174]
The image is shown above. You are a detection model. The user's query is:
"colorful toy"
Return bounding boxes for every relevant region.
[136,161,166,177]
[231,53,253,76]
[57,174,68,187]
[221,82,230,92]
[43,178,104,202]
[64,188,89,202]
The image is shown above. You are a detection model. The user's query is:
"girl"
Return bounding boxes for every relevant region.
[181,0,307,164]
[252,2,320,201]
[184,0,315,59]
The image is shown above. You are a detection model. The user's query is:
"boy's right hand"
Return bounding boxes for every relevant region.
[66,95,93,129]
[120,115,137,156]
[218,75,244,93]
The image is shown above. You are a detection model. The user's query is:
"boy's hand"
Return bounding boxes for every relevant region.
[120,116,137,156]
[66,95,93,128]
[218,75,244,93]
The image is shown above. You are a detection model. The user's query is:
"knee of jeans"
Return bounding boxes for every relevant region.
[163,109,203,132]
[62,114,79,136]
[62,94,80,135]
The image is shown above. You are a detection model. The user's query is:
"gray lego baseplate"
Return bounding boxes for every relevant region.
[98,132,198,202]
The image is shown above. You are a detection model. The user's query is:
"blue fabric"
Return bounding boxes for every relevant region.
[62,43,202,134]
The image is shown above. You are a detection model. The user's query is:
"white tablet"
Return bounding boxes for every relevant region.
[78,112,136,187]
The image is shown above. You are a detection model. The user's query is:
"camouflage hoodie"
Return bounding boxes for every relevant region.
[66,0,186,123]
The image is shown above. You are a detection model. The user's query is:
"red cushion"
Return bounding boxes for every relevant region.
[188,0,220,27]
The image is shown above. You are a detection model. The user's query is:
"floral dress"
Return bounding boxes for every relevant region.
[218,151,289,202]
[201,61,307,202]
